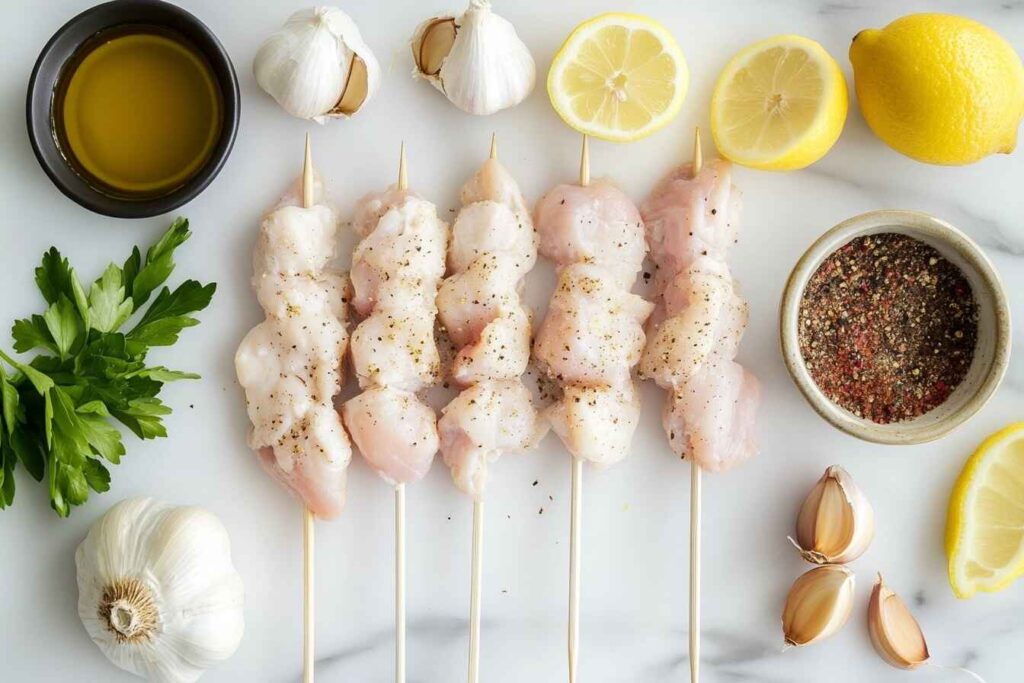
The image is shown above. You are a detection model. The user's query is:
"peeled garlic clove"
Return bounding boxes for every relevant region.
[410,0,535,115]
[792,464,875,564]
[254,7,381,122]
[782,565,856,647]
[868,574,930,669]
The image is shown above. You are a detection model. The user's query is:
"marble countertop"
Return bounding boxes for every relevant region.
[1,0,1021,681]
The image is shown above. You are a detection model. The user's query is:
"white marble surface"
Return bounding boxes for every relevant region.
[0,0,1022,681]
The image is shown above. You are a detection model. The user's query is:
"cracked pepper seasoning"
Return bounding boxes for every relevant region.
[798,233,978,424]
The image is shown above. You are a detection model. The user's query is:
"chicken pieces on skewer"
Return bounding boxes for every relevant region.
[236,172,353,519]
[533,179,654,467]
[341,178,448,485]
[640,158,760,472]
[437,154,542,499]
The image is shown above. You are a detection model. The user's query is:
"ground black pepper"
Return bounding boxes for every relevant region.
[798,233,978,424]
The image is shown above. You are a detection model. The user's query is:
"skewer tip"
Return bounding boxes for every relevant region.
[302,134,314,209]
[398,141,408,191]
[579,134,590,187]
[489,132,498,160]
[692,127,703,175]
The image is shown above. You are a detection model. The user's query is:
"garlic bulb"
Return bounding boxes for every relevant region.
[76,498,245,683]
[791,464,875,565]
[782,565,856,647]
[254,6,381,122]
[411,0,535,115]
[868,574,930,669]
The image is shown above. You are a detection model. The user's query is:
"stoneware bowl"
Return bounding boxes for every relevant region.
[780,209,1011,445]
[26,0,239,218]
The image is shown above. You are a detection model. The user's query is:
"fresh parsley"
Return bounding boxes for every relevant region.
[0,218,215,516]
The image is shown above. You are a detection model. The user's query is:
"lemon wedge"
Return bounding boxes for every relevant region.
[711,35,847,170]
[547,13,688,142]
[946,422,1024,599]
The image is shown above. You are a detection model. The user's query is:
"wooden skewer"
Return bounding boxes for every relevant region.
[465,133,498,683]
[395,141,408,683]
[468,496,483,683]
[566,133,589,683]
[301,133,316,683]
[688,127,703,683]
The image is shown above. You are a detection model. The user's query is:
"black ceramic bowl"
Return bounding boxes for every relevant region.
[27,0,239,218]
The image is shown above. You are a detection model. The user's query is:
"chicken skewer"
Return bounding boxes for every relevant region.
[236,134,354,682]
[342,144,447,683]
[639,129,760,682]
[436,134,541,682]
[533,135,654,681]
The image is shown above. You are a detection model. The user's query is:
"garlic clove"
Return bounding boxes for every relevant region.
[782,565,856,647]
[413,17,457,78]
[868,574,930,669]
[793,464,875,564]
[254,7,380,122]
[410,0,535,115]
[331,54,370,116]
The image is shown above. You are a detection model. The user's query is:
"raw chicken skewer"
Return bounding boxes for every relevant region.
[436,134,541,682]
[236,134,353,682]
[341,144,447,683]
[639,129,760,682]
[533,135,654,682]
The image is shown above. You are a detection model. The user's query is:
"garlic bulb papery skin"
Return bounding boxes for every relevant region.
[782,565,856,647]
[792,464,875,565]
[411,0,535,115]
[868,574,930,670]
[254,6,381,122]
[76,498,245,683]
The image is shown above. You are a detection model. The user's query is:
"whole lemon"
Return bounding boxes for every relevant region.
[850,13,1024,165]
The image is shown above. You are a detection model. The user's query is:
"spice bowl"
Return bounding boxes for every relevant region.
[780,210,1011,445]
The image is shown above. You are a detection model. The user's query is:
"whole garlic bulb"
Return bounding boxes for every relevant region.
[254,6,381,122]
[411,0,535,115]
[76,498,245,683]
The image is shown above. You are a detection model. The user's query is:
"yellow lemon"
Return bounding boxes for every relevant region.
[946,422,1024,599]
[547,13,688,142]
[850,13,1024,165]
[710,35,848,171]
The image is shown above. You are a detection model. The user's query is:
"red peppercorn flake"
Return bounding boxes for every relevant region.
[798,233,978,424]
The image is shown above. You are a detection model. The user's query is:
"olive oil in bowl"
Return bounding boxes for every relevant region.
[54,26,223,199]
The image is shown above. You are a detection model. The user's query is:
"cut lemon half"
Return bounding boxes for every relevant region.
[947,422,1024,599]
[711,35,848,170]
[547,13,688,142]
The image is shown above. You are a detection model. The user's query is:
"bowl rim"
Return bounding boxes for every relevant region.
[25,0,240,219]
[779,209,1011,445]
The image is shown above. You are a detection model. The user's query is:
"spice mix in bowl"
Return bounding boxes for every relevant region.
[780,210,1010,445]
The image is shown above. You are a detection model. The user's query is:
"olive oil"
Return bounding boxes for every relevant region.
[55,27,222,198]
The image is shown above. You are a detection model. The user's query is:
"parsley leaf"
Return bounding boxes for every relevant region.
[88,264,134,333]
[34,248,74,305]
[0,219,213,516]
[126,280,216,353]
[42,295,82,358]
[12,315,56,354]
[128,218,191,308]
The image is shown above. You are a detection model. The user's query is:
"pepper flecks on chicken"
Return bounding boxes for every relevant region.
[436,157,543,499]
[341,182,448,486]
[236,170,353,519]
[533,179,654,468]
[639,158,760,473]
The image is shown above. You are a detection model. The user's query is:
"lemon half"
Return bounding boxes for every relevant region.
[947,423,1024,599]
[547,13,688,142]
[711,35,848,170]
